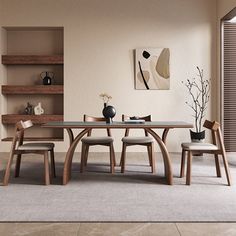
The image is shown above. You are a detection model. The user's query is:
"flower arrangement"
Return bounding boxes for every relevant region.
[99,93,116,123]
[183,67,210,133]
[99,93,112,106]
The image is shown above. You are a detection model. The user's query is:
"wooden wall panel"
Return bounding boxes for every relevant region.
[223,22,236,151]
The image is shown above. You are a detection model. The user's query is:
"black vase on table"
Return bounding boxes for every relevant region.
[102,103,116,123]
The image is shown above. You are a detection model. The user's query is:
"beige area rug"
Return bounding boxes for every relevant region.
[0,152,235,222]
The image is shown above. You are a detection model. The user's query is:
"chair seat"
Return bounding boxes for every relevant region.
[182,142,218,151]
[122,136,154,144]
[81,136,114,144]
[18,142,55,151]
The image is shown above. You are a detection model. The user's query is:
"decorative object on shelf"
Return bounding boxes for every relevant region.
[34,102,44,115]
[24,102,33,115]
[135,48,170,90]
[183,67,210,142]
[99,93,116,123]
[40,71,54,85]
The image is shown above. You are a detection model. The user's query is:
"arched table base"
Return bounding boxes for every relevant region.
[145,128,173,185]
[42,121,192,185]
[63,128,90,185]
[66,128,74,146]
[162,128,170,144]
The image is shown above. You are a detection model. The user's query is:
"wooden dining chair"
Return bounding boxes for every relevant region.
[80,115,116,173]
[120,115,156,173]
[3,120,56,186]
[180,120,232,186]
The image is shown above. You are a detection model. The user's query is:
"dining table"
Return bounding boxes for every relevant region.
[42,121,193,185]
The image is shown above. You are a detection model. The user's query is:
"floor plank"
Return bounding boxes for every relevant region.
[177,223,236,236]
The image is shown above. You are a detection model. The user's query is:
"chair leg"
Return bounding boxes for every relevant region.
[15,154,22,177]
[109,144,115,174]
[44,151,50,185]
[221,151,232,186]
[121,143,127,173]
[80,143,86,173]
[119,151,123,166]
[147,145,152,166]
[84,145,89,166]
[214,154,221,177]
[3,153,15,186]
[119,142,125,166]
[180,149,186,178]
[186,151,192,185]
[150,143,156,173]
[113,148,116,167]
[50,149,56,178]
[111,144,116,167]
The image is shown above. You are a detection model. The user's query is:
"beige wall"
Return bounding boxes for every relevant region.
[217,0,236,18]
[0,0,217,152]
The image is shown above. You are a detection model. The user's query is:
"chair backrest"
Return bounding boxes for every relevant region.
[11,120,33,154]
[122,115,151,137]
[84,115,111,136]
[203,120,225,152]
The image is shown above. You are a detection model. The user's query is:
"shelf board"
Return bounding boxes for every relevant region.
[2,137,64,142]
[2,114,63,124]
[2,55,63,65]
[2,85,63,95]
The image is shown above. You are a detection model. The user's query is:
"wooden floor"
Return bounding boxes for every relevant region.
[0,223,236,235]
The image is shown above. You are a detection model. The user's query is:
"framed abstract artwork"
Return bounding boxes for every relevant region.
[135,48,170,90]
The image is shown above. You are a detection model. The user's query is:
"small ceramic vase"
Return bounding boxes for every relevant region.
[34,102,44,115]
[24,102,33,115]
[40,71,54,85]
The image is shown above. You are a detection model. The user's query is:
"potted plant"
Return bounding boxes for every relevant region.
[183,67,210,142]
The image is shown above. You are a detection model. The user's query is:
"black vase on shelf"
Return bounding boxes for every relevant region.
[102,103,116,123]
[40,71,54,85]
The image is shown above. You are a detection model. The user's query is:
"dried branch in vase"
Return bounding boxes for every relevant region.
[182,67,210,133]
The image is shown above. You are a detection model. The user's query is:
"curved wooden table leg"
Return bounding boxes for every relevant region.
[162,128,170,144]
[66,128,74,145]
[63,128,90,185]
[145,128,173,185]
[66,128,75,176]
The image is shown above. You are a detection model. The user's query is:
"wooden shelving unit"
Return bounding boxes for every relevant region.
[1,27,64,142]
[2,85,63,95]
[2,114,63,124]
[2,55,63,65]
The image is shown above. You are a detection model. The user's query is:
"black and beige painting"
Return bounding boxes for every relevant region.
[135,48,170,90]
